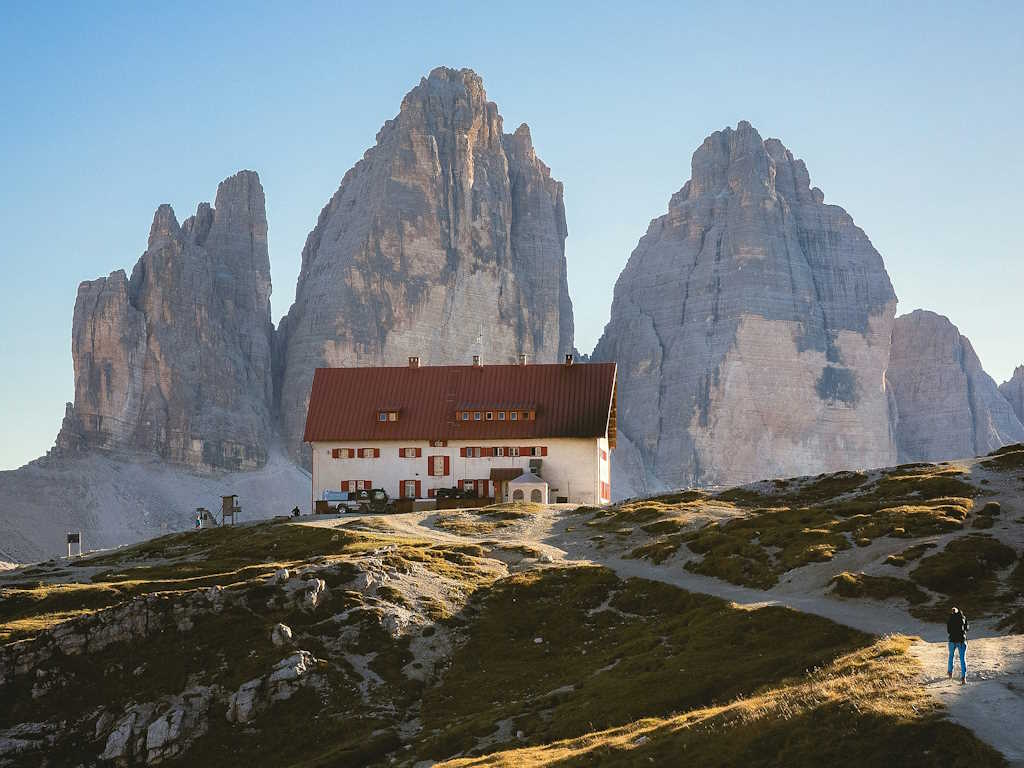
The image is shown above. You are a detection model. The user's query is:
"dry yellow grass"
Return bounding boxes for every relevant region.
[437,636,996,768]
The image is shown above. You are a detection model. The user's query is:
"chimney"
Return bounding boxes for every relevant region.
[408,356,420,368]
[472,355,482,367]
[565,354,574,366]
[518,353,528,366]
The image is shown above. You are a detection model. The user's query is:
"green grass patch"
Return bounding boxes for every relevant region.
[436,635,1004,768]
[885,543,937,567]
[980,444,1024,471]
[830,571,928,604]
[910,535,1018,621]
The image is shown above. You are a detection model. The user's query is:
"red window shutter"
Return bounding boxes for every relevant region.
[460,447,467,457]
[443,455,450,475]
[428,488,435,498]
[340,480,349,492]
[365,479,372,489]
[415,447,422,458]
[331,448,339,459]
[541,447,548,457]
[415,480,421,498]
[520,446,530,456]
[374,448,380,458]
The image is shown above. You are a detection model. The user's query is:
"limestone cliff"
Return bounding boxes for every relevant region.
[999,366,1024,425]
[56,171,275,470]
[593,121,898,491]
[887,310,1024,461]
[277,67,574,462]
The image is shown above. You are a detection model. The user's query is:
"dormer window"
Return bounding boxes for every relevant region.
[378,410,398,422]
[485,411,494,421]
[461,411,470,421]
[498,411,506,420]
[474,412,482,421]
[510,411,518,421]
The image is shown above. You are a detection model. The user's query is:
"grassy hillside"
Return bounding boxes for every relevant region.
[0,512,1007,767]
[584,446,1024,629]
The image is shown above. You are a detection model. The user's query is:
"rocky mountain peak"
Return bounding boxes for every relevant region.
[595,122,897,493]
[888,310,1024,461]
[277,66,574,463]
[56,172,275,471]
[999,366,1024,424]
[147,204,181,249]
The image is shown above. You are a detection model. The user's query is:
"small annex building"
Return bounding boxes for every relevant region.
[303,356,616,506]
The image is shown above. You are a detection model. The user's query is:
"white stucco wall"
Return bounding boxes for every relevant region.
[310,436,610,505]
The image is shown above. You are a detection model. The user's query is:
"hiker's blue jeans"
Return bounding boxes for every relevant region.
[948,641,966,679]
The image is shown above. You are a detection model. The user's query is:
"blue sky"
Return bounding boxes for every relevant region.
[1,1,1021,470]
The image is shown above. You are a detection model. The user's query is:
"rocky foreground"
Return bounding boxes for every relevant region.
[3,446,1023,766]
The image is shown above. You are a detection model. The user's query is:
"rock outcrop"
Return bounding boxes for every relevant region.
[999,366,1024,425]
[277,67,574,462]
[55,171,275,470]
[887,310,1024,461]
[593,121,898,491]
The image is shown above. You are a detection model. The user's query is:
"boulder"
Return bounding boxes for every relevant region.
[271,622,293,647]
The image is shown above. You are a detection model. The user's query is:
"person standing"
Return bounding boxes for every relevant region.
[947,607,968,685]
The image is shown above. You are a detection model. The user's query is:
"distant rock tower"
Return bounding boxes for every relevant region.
[56,171,275,470]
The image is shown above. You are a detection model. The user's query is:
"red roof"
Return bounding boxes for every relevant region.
[303,362,617,445]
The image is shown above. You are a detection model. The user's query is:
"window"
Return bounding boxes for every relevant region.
[510,411,518,421]
[498,411,506,421]
[379,410,398,422]
[474,412,482,421]
[378,412,388,422]
[340,479,373,492]
[429,455,449,476]
[430,440,448,447]
[400,447,420,458]
[331,448,355,459]
[389,411,398,422]
[530,489,543,503]
[359,447,380,458]
[520,411,529,420]
[492,447,504,457]
[461,411,470,421]
[508,447,520,457]
[401,480,420,499]
[485,411,494,421]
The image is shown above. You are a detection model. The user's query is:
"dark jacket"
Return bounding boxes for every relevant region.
[947,611,969,643]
